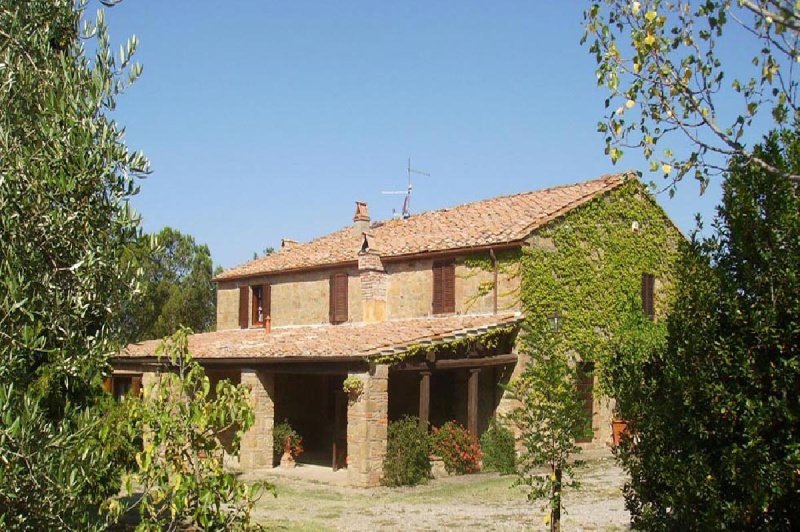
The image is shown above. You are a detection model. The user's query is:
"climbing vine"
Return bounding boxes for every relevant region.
[519,179,680,390]
[370,325,517,366]
[460,249,522,311]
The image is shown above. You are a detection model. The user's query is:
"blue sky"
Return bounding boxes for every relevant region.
[103,1,727,269]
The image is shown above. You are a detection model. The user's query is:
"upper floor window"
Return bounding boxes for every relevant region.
[329,273,348,324]
[432,260,455,314]
[104,374,142,401]
[641,273,655,320]
[252,284,270,326]
[239,284,270,328]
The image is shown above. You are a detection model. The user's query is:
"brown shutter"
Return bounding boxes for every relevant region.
[432,263,443,314]
[443,262,455,313]
[433,261,455,314]
[263,284,271,320]
[641,273,655,319]
[239,286,249,329]
[131,375,142,397]
[102,377,112,394]
[330,273,348,324]
[329,275,336,323]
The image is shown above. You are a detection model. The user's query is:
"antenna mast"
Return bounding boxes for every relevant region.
[383,157,430,219]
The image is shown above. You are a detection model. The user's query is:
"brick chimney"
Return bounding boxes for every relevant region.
[281,238,298,250]
[358,237,386,323]
[352,201,370,236]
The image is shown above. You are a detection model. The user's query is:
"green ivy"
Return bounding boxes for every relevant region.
[519,180,681,387]
[461,250,521,311]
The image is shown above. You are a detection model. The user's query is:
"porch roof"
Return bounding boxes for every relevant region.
[120,312,522,362]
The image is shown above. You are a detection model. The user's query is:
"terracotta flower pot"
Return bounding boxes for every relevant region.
[611,419,628,446]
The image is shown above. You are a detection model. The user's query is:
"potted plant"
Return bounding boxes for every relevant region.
[273,420,303,468]
[611,416,628,447]
[342,375,364,398]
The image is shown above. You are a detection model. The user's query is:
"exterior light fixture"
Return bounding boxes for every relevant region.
[548,309,563,333]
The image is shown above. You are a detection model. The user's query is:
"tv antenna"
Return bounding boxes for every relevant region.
[382,157,430,219]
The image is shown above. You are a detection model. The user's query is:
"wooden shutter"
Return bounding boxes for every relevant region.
[262,284,271,320]
[432,260,455,314]
[330,273,348,324]
[576,362,594,443]
[641,273,655,320]
[239,286,249,329]
[131,375,142,397]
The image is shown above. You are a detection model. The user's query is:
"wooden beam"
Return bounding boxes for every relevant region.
[419,371,431,431]
[392,353,517,372]
[468,369,480,438]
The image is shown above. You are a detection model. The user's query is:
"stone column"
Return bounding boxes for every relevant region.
[239,369,275,470]
[346,364,389,487]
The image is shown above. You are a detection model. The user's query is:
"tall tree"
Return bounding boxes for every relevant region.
[611,130,800,529]
[124,227,216,342]
[0,0,147,527]
[584,1,800,190]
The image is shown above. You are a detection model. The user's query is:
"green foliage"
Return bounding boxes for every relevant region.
[112,328,271,530]
[583,1,800,188]
[123,227,216,343]
[0,0,147,526]
[342,375,364,396]
[431,421,482,475]
[0,389,137,530]
[507,321,591,529]
[521,179,678,391]
[273,420,304,460]
[613,130,800,529]
[480,418,516,475]
[382,417,432,487]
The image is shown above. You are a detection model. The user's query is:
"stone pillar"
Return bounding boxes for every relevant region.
[358,249,387,323]
[346,364,389,487]
[240,369,275,470]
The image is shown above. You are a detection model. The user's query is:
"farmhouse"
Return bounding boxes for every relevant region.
[113,171,681,487]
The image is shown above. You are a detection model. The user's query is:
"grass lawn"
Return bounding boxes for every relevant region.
[249,457,629,531]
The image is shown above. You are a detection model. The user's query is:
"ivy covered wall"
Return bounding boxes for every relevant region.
[519,178,682,377]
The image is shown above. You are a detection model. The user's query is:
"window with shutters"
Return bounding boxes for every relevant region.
[104,374,142,401]
[641,273,655,320]
[252,284,270,326]
[432,260,456,314]
[575,361,594,443]
[329,273,348,324]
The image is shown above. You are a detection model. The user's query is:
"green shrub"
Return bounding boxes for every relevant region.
[480,418,516,474]
[382,417,431,486]
[431,420,482,475]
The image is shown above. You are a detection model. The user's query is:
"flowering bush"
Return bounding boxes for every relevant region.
[273,420,303,459]
[431,421,482,475]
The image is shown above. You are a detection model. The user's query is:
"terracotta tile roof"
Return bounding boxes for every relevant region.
[215,172,630,280]
[120,313,523,360]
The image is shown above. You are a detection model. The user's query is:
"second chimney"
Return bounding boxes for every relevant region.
[352,201,370,236]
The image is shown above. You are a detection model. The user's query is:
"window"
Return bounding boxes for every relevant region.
[252,284,270,326]
[104,374,142,401]
[329,273,348,324]
[641,273,655,320]
[432,260,455,314]
[575,361,594,443]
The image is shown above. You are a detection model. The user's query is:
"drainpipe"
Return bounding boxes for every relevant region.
[489,248,498,315]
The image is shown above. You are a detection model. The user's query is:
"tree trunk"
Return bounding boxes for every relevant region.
[551,466,562,532]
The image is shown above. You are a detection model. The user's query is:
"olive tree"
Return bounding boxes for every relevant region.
[584,1,800,190]
[0,0,148,527]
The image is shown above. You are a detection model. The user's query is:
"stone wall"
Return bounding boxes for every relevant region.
[240,369,275,470]
[216,267,362,329]
[346,364,389,487]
